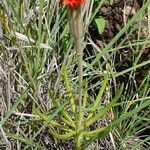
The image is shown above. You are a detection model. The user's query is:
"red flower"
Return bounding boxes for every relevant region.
[63,0,85,8]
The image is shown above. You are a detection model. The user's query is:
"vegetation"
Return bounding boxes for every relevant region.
[0,0,150,149]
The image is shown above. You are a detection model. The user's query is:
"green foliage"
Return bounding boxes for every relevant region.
[94,17,105,34]
[0,0,150,149]
[34,68,124,148]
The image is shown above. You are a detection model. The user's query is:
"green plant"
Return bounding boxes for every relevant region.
[0,0,150,149]
[94,16,105,34]
[33,1,125,149]
[34,68,124,149]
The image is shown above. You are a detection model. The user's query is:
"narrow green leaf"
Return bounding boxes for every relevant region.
[112,100,150,127]
[85,83,124,127]
[0,88,28,126]
[84,124,112,138]
[6,133,44,149]
[49,91,75,128]
[62,67,76,113]
[33,107,72,131]
[49,128,75,140]
[84,125,112,148]
[86,75,109,120]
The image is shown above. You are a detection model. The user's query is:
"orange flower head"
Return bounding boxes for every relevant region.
[63,0,85,8]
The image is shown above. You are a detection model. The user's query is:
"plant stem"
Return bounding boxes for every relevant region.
[68,6,83,122]
[68,6,84,149]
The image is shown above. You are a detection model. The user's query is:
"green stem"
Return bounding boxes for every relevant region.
[68,6,84,126]
[68,6,84,149]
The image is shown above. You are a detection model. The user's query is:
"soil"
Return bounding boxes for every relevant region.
[88,0,150,87]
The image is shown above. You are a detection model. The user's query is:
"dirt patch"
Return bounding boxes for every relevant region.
[89,0,141,43]
[88,0,150,86]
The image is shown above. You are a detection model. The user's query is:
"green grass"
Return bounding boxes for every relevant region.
[0,0,150,149]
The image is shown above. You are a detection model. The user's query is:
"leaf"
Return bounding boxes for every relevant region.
[6,133,44,149]
[0,88,28,126]
[84,124,112,148]
[62,67,75,113]
[112,99,150,127]
[33,107,71,131]
[49,128,75,140]
[84,125,111,138]
[33,107,60,125]
[94,17,105,34]
[86,74,109,120]
[85,83,124,127]
[49,91,75,128]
